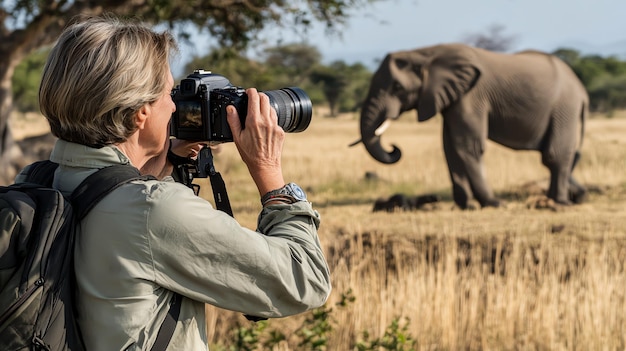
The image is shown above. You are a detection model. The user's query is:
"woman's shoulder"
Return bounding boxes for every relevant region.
[127,177,198,201]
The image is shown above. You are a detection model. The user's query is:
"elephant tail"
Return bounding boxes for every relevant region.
[572,100,588,172]
[571,151,580,173]
[578,99,587,150]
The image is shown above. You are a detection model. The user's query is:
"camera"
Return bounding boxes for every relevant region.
[170,69,313,142]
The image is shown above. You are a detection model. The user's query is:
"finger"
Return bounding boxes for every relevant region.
[246,88,260,124]
[258,92,276,125]
[192,143,205,153]
[226,105,242,136]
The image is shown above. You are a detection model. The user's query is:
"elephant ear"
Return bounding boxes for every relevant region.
[417,56,480,121]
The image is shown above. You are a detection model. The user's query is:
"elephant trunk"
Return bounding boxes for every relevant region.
[359,103,402,164]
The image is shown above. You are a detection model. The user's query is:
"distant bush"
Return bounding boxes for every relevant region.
[12,49,48,113]
[587,73,626,114]
[554,48,626,113]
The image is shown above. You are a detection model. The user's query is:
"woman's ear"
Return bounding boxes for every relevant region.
[136,104,150,130]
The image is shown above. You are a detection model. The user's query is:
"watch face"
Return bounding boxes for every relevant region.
[288,183,306,200]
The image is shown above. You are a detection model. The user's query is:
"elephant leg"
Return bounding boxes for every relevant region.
[568,152,587,204]
[442,127,471,208]
[569,176,587,204]
[543,161,570,204]
[443,122,499,209]
[541,113,584,204]
[542,146,576,205]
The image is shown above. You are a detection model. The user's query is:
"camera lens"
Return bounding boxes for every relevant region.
[263,87,312,133]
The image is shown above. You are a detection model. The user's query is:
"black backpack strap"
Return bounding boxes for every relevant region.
[23,160,59,187]
[70,164,182,351]
[150,293,182,351]
[70,164,154,221]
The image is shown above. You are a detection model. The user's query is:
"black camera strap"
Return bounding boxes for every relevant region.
[200,146,234,217]
[173,146,269,322]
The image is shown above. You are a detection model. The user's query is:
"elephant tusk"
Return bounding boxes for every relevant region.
[374,120,391,136]
[348,120,393,147]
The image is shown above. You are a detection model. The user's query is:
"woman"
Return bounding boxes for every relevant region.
[28,15,331,350]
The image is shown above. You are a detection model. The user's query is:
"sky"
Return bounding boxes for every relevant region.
[175,0,626,75]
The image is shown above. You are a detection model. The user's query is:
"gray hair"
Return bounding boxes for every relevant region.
[39,15,178,147]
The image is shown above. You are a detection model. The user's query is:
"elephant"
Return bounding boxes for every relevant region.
[353,43,588,209]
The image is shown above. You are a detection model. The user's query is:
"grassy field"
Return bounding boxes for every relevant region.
[12,110,626,349]
[197,109,626,350]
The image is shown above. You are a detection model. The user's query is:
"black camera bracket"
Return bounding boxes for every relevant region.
[176,145,233,217]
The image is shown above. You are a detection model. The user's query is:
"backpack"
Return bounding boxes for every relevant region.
[0,161,180,351]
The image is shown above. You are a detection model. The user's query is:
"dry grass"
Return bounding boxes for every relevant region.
[11,109,626,349]
[200,109,626,350]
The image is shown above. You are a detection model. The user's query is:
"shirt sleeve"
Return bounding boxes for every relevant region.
[145,181,331,318]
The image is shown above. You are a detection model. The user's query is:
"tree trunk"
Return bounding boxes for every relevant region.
[328,101,337,117]
[0,10,92,185]
[0,54,27,185]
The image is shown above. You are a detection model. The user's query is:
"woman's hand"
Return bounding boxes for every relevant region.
[141,139,206,179]
[170,139,205,159]
[227,88,285,196]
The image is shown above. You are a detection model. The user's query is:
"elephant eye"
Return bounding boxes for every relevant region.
[391,82,404,94]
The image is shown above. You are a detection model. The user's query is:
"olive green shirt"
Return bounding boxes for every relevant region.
[17,140,331,350]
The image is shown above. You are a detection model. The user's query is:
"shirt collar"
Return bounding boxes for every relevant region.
[50,139,134,168]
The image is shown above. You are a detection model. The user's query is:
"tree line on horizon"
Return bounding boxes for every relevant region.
[12,43,626,118]
[3,1,625,186]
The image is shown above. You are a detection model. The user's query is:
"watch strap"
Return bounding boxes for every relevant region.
[261,183,306,206]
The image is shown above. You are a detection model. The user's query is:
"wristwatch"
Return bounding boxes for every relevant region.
[261,183,307,205]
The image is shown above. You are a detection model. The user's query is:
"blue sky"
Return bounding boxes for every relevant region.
[175,0,626,74]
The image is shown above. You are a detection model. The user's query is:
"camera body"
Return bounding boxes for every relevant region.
[170,70,246,142]
[171,69,313,142]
